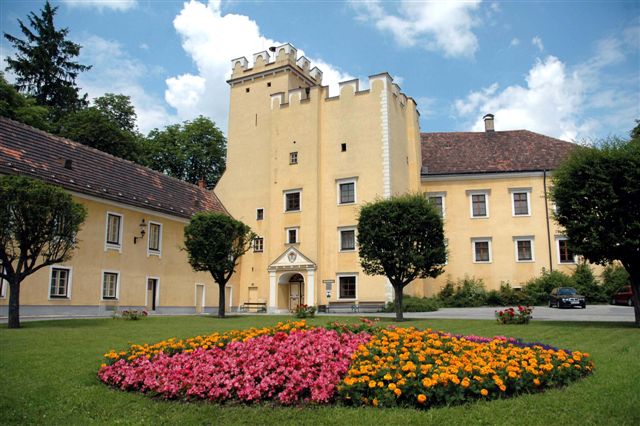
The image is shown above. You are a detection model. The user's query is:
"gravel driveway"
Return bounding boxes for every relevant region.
[320,304,636,322]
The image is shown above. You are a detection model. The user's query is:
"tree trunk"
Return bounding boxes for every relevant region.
[218,282,226,318]
[627,264,640,327]
[8,277,21,329]
[394,286,404,322]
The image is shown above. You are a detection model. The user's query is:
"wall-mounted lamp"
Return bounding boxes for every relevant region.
[133,218,146,244]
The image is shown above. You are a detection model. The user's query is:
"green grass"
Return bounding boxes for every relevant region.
[1,315,638,425]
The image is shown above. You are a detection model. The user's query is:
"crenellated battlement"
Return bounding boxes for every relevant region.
[267,72,416,110]
[229,43,323,86]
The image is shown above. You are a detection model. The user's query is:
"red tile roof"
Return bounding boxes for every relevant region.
[0,117,227,218]
[421,130,577,175]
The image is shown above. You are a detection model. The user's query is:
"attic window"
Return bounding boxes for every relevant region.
[63,159,73,170]
[341,143,347,152]
[267,82,271,87]
[246,88,250,93]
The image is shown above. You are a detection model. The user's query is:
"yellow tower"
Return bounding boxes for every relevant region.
[216,43,422,312]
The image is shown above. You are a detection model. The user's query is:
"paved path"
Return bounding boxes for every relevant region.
[318,304,636,322]
[2,304,635,323]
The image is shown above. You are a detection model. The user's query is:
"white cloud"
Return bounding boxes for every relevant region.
[165,0,353,132]
[77,35,176,133]
[348,0,482,58]
[532,36,544,52]
[454,28,639,141]
[510,38,520,47]
[61,0,137,12]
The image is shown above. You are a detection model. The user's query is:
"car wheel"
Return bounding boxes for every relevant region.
[628,299,633,307]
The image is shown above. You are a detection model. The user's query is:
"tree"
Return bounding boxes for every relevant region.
[0,73,51,131]
[183,212,254,318]
[3,1,91,115]
[0,175,87,328]
[552,132,640,326]
[146,116,226,188]
[57,95,143,163]
[357,194,447,321]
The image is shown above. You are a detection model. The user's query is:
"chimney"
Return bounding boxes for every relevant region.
[197,178,206,189]
[483,113,495,132]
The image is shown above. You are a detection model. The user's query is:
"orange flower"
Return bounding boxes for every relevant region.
[480,389,488,396]
[417,394,427,404]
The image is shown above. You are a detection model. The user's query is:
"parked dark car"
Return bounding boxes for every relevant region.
[611,286,634,306]
[549,287,586,309]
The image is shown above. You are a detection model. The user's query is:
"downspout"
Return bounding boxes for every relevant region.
[543,169,553,272]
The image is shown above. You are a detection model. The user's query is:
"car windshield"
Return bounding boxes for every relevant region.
[558,288,577,295]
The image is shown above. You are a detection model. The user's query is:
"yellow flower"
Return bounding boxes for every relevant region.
[417,394,427,404]
[533,378,541,386]
[372,398,379,407]
[388,383,397,391]
[480,389,488,396]
[394,388,402,397]
[368,381,377,388]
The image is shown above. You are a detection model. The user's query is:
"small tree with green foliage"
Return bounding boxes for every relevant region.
[357,194,446,321]
[183,212,254,318]
[0,73,50,131]
[0,176,87,328]
[552,131,640,326]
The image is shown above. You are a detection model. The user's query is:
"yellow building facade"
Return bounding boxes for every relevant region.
[215,44,579,311]
[0,118,227,317]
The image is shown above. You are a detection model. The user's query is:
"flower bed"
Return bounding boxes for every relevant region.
[98,321,594,408]
[338,326,593,408]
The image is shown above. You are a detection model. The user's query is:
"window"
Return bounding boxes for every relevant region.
[253,237,264,252]
[50,267,71,298]
[284,190,301,212]
[510,188,532,216]
[105,212,122,248]
[102,272,119,300]
[557,238,576,264]
[472,238,492,263]
[469,192,489,217]
[286,227,299,244]
[337,178,357,205]
[426,192,446,218]
[148,222,162,254]
[514,237,534,262]
[339,228,356,251]
[289,152,298,165]
[338,275,357,299]
[256,208,264,220]
[341,143,347,152]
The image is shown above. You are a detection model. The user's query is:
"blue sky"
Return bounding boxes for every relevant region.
[1,0,638,142]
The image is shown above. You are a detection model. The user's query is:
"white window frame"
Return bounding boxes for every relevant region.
[285,227,299,245]
[426,191,446,218]
[336,273,358,300]
[147,221,162,257]
[0,261,6,298]
[101,270,120,301]
[338,226,357,252]
[283,189,302,213]
[48,265,72,300]
[289,151,298,165]
[253,236,264,252]
[467,190,490,218]
[104,211,124,252]
[336,177,357,205]
[256,208,264,221]
[556,236,577,264]
[510,188,532,217]
[513,236,535,262]
[471,237,492,263]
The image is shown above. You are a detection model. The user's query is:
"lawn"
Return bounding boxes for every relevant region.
[1,315,638,425]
